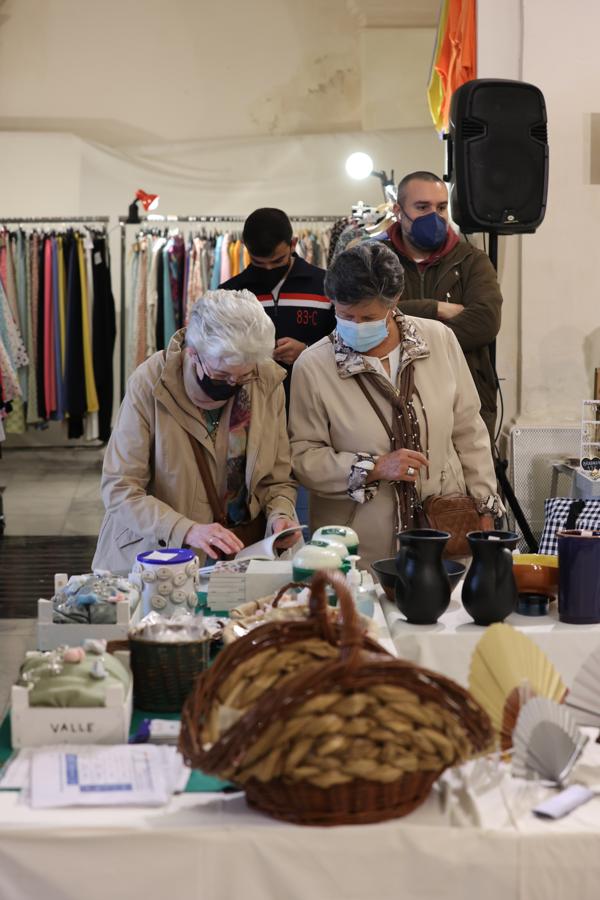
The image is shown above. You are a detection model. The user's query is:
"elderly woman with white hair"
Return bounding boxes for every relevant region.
[93,289,298,574]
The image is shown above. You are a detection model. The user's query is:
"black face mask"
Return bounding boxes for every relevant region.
[247,263,290,291]
[196,371,238,401]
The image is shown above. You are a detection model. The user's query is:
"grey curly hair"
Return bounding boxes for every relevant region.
[324,241,404,308]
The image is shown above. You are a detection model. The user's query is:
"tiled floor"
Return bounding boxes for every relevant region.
[1,446,106,536]
[0,447,105,717]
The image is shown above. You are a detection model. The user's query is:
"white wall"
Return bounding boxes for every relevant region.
[478,0,600,426]
[520,0,600,422]
[360,28,436,130]
[0,0,361,143]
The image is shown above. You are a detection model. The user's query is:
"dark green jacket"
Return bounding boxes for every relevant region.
[389,237,502,440]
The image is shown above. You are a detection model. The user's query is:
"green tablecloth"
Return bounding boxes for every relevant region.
[0,709,231,793]
[0,595,233,792]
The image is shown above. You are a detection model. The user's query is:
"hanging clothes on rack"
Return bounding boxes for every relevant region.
[120,215,341,389]
[0,272,27,429]
[326,203,396,265]
[125,227,237,378]
[0,231,28,434]
[92,234,116,442]
[0,218,115,441]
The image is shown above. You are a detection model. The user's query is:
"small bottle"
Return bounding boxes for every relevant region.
[345,555,362,601]
[345,555,376,618]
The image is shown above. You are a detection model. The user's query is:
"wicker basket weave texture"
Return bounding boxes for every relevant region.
[179,578,391,760]
[179,572,493,825]
[129,636,210,713]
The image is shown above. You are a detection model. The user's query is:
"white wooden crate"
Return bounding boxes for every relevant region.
[37,574,142,651]
[10,653,133,748]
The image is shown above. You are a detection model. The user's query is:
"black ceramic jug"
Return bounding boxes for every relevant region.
[461,530,519,625]
[395,529,451,624]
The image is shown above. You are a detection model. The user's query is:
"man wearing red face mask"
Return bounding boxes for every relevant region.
[386,171,502,442]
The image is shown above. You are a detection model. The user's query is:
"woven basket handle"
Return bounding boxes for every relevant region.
[310,570,364,666]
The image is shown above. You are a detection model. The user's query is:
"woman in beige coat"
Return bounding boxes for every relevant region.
[93,289,298,574]
[288,242,502,570]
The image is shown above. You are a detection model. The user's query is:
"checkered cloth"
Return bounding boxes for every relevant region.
[538,497,600,556]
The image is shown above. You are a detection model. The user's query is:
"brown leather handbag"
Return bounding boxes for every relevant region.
[422,493,481,559]
[186,432,266,554]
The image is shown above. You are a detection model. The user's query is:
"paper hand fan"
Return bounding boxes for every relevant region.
[565,643,600,727]
[468,623,567,749]
[512,697,588,785]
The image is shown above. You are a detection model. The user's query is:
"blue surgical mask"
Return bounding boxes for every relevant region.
[403,209,448,251]
[335,315,389,352]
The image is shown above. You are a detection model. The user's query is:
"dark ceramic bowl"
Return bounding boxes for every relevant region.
[371,558,466,603]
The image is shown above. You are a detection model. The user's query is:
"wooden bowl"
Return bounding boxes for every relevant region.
[512,553,559,599]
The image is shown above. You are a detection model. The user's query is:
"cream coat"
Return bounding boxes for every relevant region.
[93,330,297,574]
[288,315,498,570]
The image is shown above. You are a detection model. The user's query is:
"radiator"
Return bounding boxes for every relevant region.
[508,425,580,548]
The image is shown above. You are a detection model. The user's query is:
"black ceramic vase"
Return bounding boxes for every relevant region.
[461,530,519,626]
[395,529,451,624]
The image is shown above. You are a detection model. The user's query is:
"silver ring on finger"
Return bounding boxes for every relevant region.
[406,466,416,477]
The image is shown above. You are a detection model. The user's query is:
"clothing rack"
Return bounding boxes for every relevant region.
[0,215,113,492]
[118,214,342,396]
[0,217,109,225]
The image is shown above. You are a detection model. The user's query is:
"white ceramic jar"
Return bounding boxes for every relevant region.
[130,549,199,617]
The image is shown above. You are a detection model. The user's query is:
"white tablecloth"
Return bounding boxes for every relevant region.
[381,586,600,688]
[3,604,600,899]
[2,743,600,900]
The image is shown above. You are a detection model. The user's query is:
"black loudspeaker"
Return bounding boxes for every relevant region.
[446,78,549,234]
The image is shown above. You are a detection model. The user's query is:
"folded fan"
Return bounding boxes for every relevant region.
[512,696,588,784]
[468,623,567,749]
[564,643,600,727]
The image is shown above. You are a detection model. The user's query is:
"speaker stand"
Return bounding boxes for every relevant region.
[486,232,538,552]
[488,233,498,370]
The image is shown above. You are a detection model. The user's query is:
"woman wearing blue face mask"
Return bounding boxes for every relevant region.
[288,242,502,570]
[94,289,299,574]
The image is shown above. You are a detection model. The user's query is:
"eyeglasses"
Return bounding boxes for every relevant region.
[195,355,258,386]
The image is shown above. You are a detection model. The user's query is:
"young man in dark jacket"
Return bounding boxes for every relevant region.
[386,171,502,442]
[220,208,335,404]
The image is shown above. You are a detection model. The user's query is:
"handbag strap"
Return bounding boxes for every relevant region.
[186,431,226,525]
[355,376,396,449]
[327,334,397,449]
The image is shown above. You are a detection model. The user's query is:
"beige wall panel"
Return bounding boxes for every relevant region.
[360,28,436,131]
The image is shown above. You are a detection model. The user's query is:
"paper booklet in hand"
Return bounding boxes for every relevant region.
[234,525,306,562]
[203,526,306,612]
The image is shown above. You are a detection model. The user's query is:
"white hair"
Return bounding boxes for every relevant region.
[186,289,275,366]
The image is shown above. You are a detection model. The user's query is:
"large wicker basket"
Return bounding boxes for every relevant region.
[179,572,493,826]
[180,575,390,755]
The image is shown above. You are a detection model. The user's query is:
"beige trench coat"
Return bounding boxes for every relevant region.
[288,314,499,570]
[93,330,297,574]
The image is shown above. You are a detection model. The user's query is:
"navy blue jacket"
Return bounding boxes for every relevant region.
[220,255,335,401]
